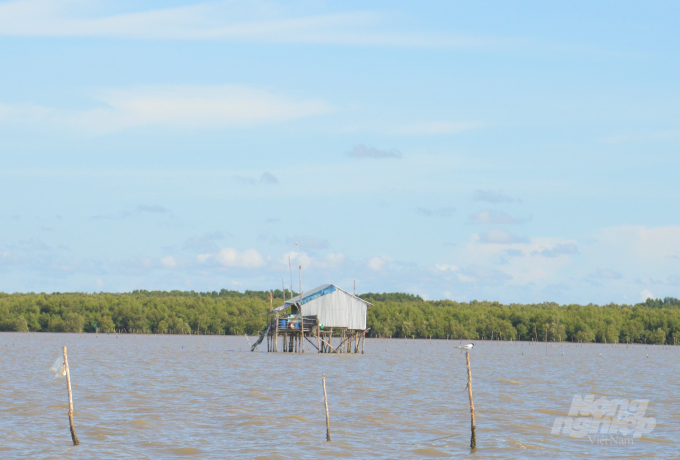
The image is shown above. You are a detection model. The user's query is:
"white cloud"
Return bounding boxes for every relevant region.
[433,262,509,285]
[84,85,331,132]
[478,228,528,244]
[0,1,519,49]
[367,256,386,271]
[198,248,265,268]
[435,264,459,272]
[195,253,211,263]
[531,243,579,258]
[216,248,265,268]
[470,210,527,225]
[283,250,313,269]
[594,225,680,262]
[347,144,401,159]
[160,256,177,268]
[641,289,654,301]
[316,253,345,270]
[451,235,579,286]
[0,85,332,133]
[443,225,679,297]
[277,251,343,271]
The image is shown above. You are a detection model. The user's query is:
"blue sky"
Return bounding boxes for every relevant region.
[0,0,678,303]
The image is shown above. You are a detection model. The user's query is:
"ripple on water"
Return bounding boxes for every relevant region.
[412,447,450,457]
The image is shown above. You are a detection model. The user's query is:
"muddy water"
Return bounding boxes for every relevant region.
[0,333,678,459]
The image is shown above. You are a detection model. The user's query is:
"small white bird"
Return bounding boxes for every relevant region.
[456,343,475,351]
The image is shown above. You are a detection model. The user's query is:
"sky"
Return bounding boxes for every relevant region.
[0,0,678,304]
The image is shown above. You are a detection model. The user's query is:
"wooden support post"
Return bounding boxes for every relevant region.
[63,346,80,446]
[304,336,319,351]
[362,331,365,354]
[301,318,305,353]
[275,313,279,352]
[317,322,321,354]
[466,352,476,449]
[319,337,339,353]
[323,374,331,442]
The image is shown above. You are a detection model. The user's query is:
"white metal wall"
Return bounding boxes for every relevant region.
[301,290,367,329]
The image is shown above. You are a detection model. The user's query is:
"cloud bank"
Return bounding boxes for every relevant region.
[0,85,332,133]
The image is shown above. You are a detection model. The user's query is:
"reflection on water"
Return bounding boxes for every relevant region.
[0,333,678,458]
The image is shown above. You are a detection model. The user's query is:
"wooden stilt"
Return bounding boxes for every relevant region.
[301,320,305,353]
[275,313,279,352]
[63,346,80,446]
[317,322,321,354]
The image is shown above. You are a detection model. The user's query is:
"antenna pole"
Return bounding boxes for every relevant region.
[299,263,304,353]
[289,256,294,298]
[297,243,304,353]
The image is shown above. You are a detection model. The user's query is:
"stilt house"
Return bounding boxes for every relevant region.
[253,284,372,353]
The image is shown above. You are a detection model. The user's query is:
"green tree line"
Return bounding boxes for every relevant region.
[1,290,679,344]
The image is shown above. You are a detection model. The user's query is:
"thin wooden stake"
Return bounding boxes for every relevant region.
[466,351,476,449]
[323,374,331,441]
[63,346,80,446]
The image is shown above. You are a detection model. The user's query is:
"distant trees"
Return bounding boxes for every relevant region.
[364,298,680,344]
[0,290,678,344]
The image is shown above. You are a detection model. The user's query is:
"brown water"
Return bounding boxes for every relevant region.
[0,333,678,459]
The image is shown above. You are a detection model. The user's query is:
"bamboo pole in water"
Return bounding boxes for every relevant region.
[323,374,331,441]
[465,352,476,449]
[63,346,80,446]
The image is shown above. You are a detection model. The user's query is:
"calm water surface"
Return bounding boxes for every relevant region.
[0,333,678,459]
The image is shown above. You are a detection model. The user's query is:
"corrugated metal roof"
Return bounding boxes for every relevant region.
[273,283,372,312]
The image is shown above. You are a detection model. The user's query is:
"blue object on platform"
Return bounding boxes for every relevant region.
[279,319,287,328]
